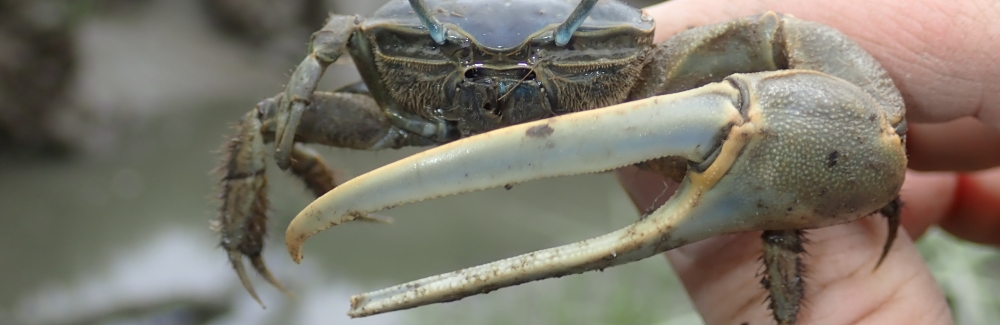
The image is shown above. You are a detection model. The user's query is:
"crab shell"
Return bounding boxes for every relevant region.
[353,0,655,134]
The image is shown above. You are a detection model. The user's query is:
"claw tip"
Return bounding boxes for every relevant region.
[285,220,312,264]
[250,256,296,299]
[288,244,304,264]
[347,296,367,318]
[229,251,268,308]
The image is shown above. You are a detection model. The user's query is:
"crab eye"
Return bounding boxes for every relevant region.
[464,68,481,79]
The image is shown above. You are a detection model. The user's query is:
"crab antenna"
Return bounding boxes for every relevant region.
[555,0,598,46]
[409,0,447,44]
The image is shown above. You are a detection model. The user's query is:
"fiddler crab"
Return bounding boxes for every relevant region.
[213,0,907,324]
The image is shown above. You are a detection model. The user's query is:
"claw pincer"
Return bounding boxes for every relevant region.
[286,71,906,317]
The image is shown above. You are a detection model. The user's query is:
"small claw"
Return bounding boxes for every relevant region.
[228,251,266,308]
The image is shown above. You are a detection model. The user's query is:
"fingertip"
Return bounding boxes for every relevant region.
[898,171,958,238]
[906,118,1000,171]
[899,168,1000,247]
[943,169,1000,246]
[614,166,676,213]
[643,0,1000,127]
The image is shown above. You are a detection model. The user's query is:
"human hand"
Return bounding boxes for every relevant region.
[618,0,1000,324]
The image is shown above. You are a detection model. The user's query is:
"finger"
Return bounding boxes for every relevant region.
[645,0,1000,127]
[664,217,952,324]
[895,169,1000,247]
[618,167,945,239]
[896,171,957,239]
[616,169,954,323]
[615,166,679,214]
[620,165,1000,247]
[906,118,1000,171]
[944,168,1000,246]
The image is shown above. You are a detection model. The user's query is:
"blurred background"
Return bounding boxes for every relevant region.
[0,0,996,324]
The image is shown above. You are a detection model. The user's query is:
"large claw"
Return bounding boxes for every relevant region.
[286,81,744,261]
[286,71,906,317]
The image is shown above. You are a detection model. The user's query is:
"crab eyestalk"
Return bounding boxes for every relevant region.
[555,0,598,46]
[408,0,447,44]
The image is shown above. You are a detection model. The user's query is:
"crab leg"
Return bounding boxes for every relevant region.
[215,91,438,307]
[273,15,358,169]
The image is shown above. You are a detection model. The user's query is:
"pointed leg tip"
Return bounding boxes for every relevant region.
[251,256,296,299]
[229,251,267,308]
[253,296,268,309]
[273,133,291,170]
[274,148,292,170]
[871,228,895,272]
[873,197,901,272]
[872,255,888,272]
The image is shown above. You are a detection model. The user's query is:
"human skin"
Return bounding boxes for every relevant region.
[617,0,1000,324]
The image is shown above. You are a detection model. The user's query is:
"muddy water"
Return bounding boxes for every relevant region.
[0,1,693,324]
